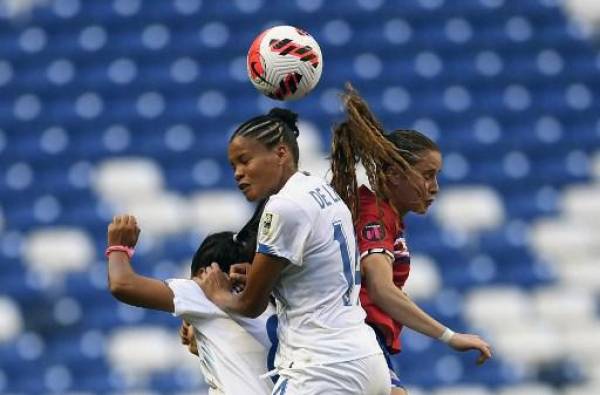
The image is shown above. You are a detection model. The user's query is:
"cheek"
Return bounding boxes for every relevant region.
[248,156,279,185]
[393,177,420,199]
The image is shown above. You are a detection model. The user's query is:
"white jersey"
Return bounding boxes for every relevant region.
[256,172,381,369]
[166,279,275,395]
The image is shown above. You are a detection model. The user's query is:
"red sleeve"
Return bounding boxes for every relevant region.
[355,199,396,260]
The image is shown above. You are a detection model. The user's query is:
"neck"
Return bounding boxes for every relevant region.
[272,166,297,195]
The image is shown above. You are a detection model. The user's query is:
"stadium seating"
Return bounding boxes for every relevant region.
[0,0,599,393]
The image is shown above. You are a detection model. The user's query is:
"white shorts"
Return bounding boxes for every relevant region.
[271,353,390,395]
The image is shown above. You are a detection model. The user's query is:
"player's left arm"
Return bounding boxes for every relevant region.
[198,254,284,318]
[107,215,174,313]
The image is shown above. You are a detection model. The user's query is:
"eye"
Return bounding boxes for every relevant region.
[423,170,436,181]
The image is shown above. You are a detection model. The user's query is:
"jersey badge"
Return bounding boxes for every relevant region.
[261,212,279,236]
[362,221,386,241]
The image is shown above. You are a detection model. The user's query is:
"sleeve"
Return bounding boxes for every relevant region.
[256,197,312,266]
[356,202,396,261]
[165,278,225,320]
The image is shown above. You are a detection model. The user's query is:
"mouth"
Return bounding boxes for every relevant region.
[238,183,250,194]
[425,198,435,207]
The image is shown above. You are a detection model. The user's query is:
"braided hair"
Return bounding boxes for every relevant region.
[231,108,301,167]
[330,84,439,220]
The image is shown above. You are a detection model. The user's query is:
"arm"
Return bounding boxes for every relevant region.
[363,253,493,364]
[363,253,446,338]
[107,215,174,313]
[198,253,284,318]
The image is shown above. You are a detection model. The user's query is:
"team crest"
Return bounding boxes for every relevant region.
[362,221,386,241]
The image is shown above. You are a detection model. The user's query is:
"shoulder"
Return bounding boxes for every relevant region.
[267,173,324,217]
[357,187,396,226]
[166,278,224,319]
[264,195,311,219]
[166,278,202,297]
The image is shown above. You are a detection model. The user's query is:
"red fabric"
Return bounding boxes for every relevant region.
[357,185,411,354]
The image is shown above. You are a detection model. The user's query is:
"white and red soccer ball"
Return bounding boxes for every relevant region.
[247,25,323,101]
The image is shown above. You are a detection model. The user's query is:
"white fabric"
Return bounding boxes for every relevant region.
[167,278,274,395]
[271,353,390,395]
[256,172,381,369]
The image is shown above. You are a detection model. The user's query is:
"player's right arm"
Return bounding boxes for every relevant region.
[362,253,492,364]
[106,215,174,313]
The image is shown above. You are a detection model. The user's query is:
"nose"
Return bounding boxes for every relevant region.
[234,166,244,182]
[430,177,439,195]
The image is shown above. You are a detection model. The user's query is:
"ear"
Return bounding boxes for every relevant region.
[386,171,405,186]
[275,143,290,164]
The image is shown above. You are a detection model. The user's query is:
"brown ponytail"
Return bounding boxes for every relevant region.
[330,83,419,220]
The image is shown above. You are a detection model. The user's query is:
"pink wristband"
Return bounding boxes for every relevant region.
[105,245,135,259]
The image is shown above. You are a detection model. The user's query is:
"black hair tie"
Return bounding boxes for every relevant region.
[269,107,300,138]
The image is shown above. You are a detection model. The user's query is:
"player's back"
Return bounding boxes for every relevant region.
[256,172,381,369]
[167,279,274,395]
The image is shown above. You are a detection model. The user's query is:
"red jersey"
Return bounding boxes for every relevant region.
[357,185,410,354]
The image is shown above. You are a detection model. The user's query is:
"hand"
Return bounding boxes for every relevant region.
[108,214,140,247]
[229,262,251,288]
[196,263,232,302]
[179,321,198,356]
[448,333,493,365]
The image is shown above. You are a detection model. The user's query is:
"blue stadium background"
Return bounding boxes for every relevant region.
[1,0,599,394]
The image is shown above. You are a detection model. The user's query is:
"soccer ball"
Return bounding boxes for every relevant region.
[247,25,323,101]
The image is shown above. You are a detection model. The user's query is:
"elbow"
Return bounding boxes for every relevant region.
[237,299,267,318]
[243,308,262,319]
[108,277,133,302]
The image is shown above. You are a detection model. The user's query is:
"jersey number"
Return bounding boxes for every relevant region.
[333,221,361,306]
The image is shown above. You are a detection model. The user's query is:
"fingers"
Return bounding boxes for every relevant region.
[230,262,250,274]
[479,343,493,364]
[473,338,492,365]
[179,326,190,345]
[113,214,138,225]
[230,273,247,283]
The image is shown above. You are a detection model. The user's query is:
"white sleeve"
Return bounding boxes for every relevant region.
[165,278,225,320]
[256,197,312,266]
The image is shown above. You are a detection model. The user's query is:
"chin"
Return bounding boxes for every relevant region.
[413,205,429,215]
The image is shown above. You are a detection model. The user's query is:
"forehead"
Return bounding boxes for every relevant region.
[228,136,270,157]
[413,150,442,170]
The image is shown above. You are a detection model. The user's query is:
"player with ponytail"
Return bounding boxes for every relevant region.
[331,84,493,394]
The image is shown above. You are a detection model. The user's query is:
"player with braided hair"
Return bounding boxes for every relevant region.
[331,84,493,394]
[199,108,390,394]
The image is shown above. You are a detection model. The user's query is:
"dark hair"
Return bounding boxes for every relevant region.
[190,199,267,276]
[190,232,250,276]
[230,108,300,167]
[330,84,438,220]
[385,129,439,166]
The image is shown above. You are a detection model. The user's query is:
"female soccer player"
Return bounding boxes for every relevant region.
[330,85,493,394]
[199,108,390,394]
[106,209,275,395]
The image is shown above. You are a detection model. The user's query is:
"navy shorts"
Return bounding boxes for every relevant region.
[369,324,405,389]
